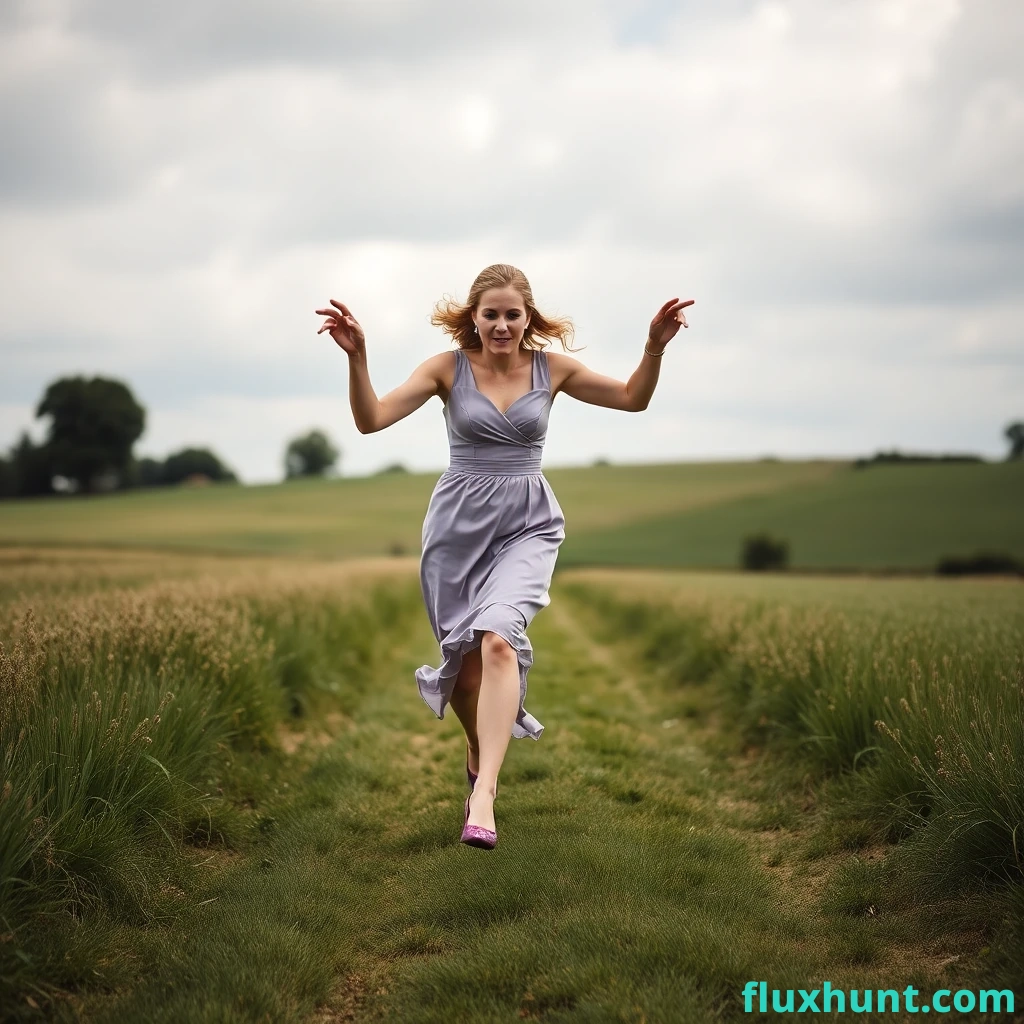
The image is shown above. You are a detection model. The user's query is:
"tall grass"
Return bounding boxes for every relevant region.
[0,563,421,1004]
[563,579,1024,889]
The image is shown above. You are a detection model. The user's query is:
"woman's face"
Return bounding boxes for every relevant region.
[473,286,530,353]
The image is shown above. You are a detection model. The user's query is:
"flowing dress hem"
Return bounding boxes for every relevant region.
[415,618,544,741]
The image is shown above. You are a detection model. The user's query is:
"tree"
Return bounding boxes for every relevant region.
[161,448,237,485]
[135,457,168,487]
[35,376,145,493]
[284,429,339,479]
[0,454,15,498]
[1005,421,1024,461]
[7,432,55,497]
[122,456,168,489]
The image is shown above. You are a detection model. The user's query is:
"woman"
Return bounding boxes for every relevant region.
[315,264,692,849]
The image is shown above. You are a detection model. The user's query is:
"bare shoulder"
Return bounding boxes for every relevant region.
[421,349,457,403]
[545,349,586,395]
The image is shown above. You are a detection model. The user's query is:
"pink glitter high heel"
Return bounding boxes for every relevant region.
[460,794,497,850]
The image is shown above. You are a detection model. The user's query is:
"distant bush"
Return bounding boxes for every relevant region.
[159,448,235,485]
[284,429,340,480]
[741,533,789,571]
[374,462,409,475]
[936,552,1024,577]
[132,456,166,488]
[853,449,984,469]
[123,450,236,488]
[592,457,611,467]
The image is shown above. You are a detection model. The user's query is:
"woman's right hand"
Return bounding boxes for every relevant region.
[315,299,366,357]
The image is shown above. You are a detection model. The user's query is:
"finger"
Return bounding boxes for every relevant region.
[330,299,353,317]
[679,299,695,308]
[656,297,679,316]
[651,300,673,322]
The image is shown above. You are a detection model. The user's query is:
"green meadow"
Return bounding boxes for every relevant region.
[2,458,1021,569]
[1,548,1022,1022]
[1,459,1022,1021]
[559,460,1024,570]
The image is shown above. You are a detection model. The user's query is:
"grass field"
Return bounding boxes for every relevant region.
[1,459,1021,570]
[2,550,1021,1021]
[558,460,1024,570]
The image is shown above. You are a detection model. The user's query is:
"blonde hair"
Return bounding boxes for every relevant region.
[430,264,579,352]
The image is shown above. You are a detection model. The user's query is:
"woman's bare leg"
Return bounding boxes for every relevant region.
[466,631,520,832]
[448,647,482,776]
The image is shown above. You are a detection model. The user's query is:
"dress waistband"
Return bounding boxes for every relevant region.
[447,443,543,476]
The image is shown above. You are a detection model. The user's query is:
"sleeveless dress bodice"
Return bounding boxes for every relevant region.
[442,348,552,474]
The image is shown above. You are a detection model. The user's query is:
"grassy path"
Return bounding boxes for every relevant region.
[71,582,986,1023]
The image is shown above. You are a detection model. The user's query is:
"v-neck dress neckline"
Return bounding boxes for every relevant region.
[463,349,539,420]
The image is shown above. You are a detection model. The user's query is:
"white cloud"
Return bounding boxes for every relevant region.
[2,0,1022,483]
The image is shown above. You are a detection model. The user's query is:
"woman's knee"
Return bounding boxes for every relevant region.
[480,631,516,664]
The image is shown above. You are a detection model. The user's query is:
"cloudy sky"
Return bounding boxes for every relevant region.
[2,0,1021,482]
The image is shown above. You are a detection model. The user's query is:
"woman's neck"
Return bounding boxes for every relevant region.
[477,345,526,376]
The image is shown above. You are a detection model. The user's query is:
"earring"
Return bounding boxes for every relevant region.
[473,325,478,334]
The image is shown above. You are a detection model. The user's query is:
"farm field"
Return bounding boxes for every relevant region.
[558,460,1024,570]
[2,549,1021,1021]
[0,460,837,560]
[1,458,1020,570]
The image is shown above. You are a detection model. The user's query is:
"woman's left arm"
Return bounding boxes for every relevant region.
[553,297,694,412]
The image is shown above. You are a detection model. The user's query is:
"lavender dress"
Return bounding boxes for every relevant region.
[415,347,565,740]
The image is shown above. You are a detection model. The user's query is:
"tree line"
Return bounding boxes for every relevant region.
[0,376,341,499]
[852,424,1023,468]
[2,375,1019,500]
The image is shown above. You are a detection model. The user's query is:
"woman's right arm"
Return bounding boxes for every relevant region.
[315,298,449,434]
[348,349,449,434]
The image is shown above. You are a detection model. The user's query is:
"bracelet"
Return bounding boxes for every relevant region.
[644,342,665,358]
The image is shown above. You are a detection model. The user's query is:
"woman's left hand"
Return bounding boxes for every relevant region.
[648,297,695,352]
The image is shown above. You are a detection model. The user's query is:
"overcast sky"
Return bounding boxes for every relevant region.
[2,0,1021,482]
